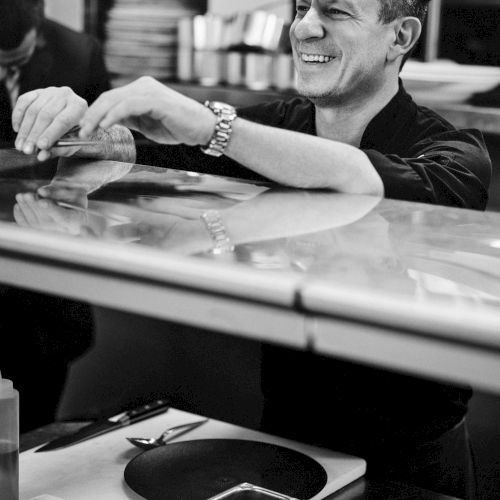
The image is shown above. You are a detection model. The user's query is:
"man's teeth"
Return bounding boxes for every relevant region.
[301,54,334,63]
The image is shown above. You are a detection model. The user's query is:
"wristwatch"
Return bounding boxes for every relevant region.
[200,101,237,157]
[200,210,235,254]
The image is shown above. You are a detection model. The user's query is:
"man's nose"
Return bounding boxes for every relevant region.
[293,9,325,40]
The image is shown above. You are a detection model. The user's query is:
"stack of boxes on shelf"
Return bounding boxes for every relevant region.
[104,0,205,88]
[104,0,295,92]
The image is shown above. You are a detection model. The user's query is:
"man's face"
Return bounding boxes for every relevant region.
[0,28,37,69]
[290,0,396,104]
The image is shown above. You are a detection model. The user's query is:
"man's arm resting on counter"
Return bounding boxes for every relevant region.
[74,78,383,195]
[102,117,383,195]
[221,118,384,196]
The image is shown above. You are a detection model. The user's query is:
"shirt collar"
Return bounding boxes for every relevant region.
[360,79,417,152]
[0,65,19,83]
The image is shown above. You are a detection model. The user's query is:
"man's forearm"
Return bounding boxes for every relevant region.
[225,118,384,196]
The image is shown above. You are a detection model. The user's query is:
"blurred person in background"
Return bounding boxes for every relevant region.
[0,0,110,432]
[0,0,109,143]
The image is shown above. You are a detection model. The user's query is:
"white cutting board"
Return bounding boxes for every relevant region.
[20,408,366,500]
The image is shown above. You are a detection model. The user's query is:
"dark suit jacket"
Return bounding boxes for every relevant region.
[0,19,110,142]
[20,18,110,103]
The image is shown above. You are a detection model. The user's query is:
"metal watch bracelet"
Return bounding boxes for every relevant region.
[200,101,237,157]
[200,210,235,254]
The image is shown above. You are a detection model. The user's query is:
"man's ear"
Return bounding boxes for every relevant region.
[387,17,422,63]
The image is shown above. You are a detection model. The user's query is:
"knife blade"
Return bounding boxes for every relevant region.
[35,398,170,452]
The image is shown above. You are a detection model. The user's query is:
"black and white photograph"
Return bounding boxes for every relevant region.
[1,1,500,499]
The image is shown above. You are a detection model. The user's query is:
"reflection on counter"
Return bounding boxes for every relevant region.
[2,153,500,313]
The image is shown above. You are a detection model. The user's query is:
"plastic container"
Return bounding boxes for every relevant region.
[0,372,19,500]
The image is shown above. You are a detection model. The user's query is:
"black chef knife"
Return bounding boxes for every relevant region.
[35,398,170,452]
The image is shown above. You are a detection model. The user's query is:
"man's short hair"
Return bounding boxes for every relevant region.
[0,0,44,50]
[378,0,431,25]
[378,0,431,66]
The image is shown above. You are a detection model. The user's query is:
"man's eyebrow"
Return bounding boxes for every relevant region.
[324,0,361,14]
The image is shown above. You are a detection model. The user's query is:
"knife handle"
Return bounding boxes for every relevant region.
[118,399,170,425]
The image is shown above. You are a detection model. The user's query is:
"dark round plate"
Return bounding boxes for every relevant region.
[124,439,327,500]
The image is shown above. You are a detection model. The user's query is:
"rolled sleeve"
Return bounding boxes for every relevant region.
[364,129,492,210]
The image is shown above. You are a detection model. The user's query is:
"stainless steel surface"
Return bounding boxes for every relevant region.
[2,154,500,390]
[126,418,208,450]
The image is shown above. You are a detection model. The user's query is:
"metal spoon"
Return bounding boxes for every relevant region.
[126,418,208,450]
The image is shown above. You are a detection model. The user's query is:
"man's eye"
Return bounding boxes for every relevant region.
[327,8,349,17]
[296,5,309,15]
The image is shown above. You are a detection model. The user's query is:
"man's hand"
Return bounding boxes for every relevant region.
[13,86,88,161]
[14,192,87,235]
[78,76,217,147]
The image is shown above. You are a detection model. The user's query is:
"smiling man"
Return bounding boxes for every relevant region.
[12,0,491,211]
[11,0,489,496]
[293,0,399,105]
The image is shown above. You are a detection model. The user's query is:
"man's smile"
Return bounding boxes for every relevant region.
[300,53,336,63]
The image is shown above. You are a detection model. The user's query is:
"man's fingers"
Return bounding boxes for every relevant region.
[14,87,88,157]
[37,149,52,162]
[41,202,70,225]
[15,92,55,153]
[79,87,129,137]
[37,102,88,150]
[22,96,66,151]
[13,204,29,227]
[38,184,83,204]
[12,89,40,132]
[14,193,39,226]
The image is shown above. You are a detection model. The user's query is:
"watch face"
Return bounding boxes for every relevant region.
[209,101,236,114]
